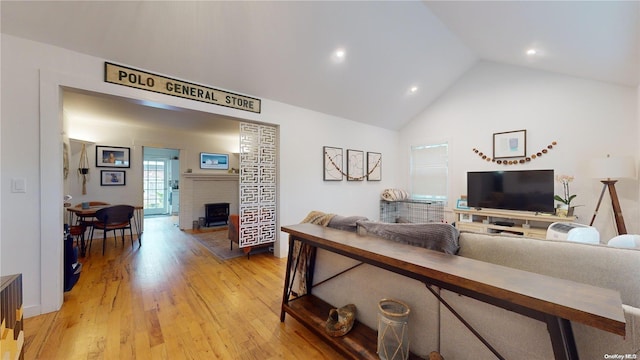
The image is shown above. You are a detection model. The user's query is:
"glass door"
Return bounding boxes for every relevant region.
[143,159,169,215]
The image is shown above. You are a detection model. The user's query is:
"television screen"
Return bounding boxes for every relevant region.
[467,170,554,213]
[200,152,229,170]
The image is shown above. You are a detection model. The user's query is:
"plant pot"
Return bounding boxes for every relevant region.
[556,204,574,217]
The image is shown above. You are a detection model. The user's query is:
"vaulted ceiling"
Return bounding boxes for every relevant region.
[2,1,639,131]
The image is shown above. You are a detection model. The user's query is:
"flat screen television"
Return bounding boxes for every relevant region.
[467,170,554,213]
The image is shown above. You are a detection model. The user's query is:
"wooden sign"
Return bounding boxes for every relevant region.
[104,62,261,113]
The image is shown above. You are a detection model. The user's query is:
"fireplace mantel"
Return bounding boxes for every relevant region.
[182,173,239,180]
[179,173,239,230]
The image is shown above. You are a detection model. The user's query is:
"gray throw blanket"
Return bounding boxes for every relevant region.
[356,221,460,255]
[328,215,370,232]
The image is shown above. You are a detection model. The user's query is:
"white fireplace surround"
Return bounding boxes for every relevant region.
[179,173,239,230]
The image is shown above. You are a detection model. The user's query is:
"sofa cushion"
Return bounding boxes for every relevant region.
[458,231,640,307]
[356,221,460,254]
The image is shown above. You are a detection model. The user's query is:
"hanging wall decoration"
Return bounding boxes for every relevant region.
[63,141,70,180]
[367,152,382,181]
[100,170,126,186]
[96,145,131,168]
[472,140,558,165]
[493,130,526,159]
[323,146,343,181]
[347,149,364,181]
[323,146,382,181]
[78,143,90,194]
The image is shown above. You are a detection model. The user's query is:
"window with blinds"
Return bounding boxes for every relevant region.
[410,143,448,203]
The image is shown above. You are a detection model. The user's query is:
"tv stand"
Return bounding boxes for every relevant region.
[453,208,575,239]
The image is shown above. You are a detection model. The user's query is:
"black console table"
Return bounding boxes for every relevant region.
[205,202,229,227]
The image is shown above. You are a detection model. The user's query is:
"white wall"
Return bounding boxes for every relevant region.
[400,61,639,241]
[1,34,399,316]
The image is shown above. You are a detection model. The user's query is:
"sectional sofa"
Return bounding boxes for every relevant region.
[308,216,639,359]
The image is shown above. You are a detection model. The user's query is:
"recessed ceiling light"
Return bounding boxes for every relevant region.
[526,48,537,56]
[409,86,419,94]
[331,48,346,63]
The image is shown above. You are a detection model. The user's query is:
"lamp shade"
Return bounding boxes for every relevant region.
[589,155,636,180]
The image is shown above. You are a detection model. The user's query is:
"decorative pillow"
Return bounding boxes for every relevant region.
[356,221,460,254]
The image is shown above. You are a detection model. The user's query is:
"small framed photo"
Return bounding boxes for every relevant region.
[493,129,526,159]
[100,170,126,186]
[367,152,382,181]
[459,212,472,222]
[456,199,469,209]
[96,145,130,168]
[200,152,229,170]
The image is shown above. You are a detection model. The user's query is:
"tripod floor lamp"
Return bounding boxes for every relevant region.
[589,155,636,235]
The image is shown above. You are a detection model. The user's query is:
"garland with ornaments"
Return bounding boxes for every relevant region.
[472,141,558,164]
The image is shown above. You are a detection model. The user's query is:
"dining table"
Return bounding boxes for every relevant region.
[66,204,143,257]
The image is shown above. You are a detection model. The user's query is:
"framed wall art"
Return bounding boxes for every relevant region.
[367,152,381,181]
[456,199,469,209]
[347,149,364,181]
[100,170,126,186]
[96,145,130,168]
[200,152,229,170]
[323,146,343,181]
[459,212,472,222]
[493,129,526,159]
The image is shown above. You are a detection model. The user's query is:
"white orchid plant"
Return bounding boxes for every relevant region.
[554,174,576,207]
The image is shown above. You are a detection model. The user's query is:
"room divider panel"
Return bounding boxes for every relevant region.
[238,123,277,248]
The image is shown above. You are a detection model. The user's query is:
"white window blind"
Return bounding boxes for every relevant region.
[410,143,448,202]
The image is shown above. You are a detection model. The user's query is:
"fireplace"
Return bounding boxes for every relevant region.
[205,202,230,227]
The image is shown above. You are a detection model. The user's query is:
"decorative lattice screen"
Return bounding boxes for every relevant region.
[239,123,277,248]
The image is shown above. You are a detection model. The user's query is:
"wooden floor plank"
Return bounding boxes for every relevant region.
[23,216,341,359]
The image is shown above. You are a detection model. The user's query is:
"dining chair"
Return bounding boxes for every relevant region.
[89,205,135,255]
[73,201,110,240]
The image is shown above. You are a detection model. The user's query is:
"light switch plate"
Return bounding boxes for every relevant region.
[11,178,26,193]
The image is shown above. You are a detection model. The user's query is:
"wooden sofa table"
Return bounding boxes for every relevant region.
[280,223,626,360]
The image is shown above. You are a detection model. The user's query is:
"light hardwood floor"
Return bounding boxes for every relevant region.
[23,216,341,359]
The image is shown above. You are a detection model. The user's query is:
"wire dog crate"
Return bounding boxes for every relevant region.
[380,199,445,223]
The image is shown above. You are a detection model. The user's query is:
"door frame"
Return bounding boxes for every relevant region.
[40,70,268,316]
[142,147,180,216]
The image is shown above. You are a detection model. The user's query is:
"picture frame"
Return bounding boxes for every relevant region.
[200,152,229,170]
[456,199,469,209]
[367,152,382,181]
[323,146,343,181]
[96,145,130,168]
[347,149,364,181]
[493,129,526,159]
[459,212,472,222]
[100,170,126,186]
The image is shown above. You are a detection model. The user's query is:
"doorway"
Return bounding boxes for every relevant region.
[43,79,272,315]
[143,147,180,216]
